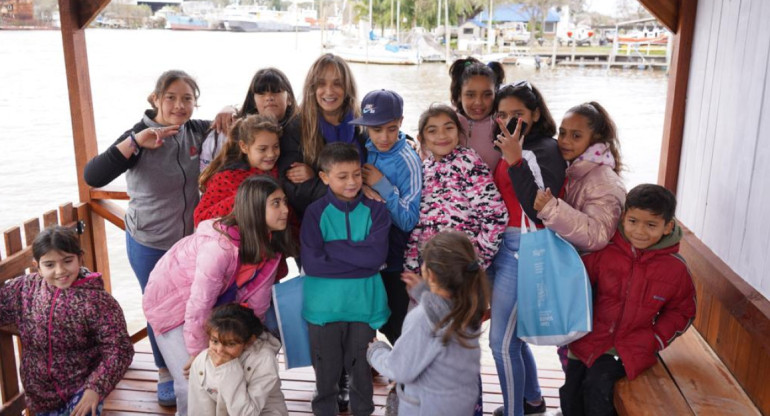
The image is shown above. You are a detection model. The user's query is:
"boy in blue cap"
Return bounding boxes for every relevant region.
[350,89,423,344]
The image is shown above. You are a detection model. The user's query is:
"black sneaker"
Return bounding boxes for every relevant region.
[524,397,547,415]
[492,398,547,416]
[337,372,350,412]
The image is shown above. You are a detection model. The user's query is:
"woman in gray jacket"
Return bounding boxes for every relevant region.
[367,231,490,416]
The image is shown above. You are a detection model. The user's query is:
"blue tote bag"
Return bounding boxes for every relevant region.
[516,213,592,345]
[272,275,312,369]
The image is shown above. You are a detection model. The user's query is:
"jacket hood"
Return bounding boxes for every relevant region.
[567,143,616,180]
[240,332,282,359]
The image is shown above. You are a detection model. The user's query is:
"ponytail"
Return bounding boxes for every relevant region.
[448,57,505,116]
[566,101,622,174]
[422,231,490,348]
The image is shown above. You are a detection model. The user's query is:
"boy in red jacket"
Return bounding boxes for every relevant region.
[559,184,696,416]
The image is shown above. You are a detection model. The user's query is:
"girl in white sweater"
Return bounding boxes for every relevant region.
[188,303,288,416]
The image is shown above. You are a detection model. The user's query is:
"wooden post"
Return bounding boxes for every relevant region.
[58,0,112,285]
[657,0,698,193]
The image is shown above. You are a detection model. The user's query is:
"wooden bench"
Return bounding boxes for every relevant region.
[615,329,760,415]
[615,226,770,415]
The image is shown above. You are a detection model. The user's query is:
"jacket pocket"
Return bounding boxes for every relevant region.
[396,383,420,406]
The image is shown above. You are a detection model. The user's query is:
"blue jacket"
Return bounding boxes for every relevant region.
[300,189,392,328]
[366,132,422,271]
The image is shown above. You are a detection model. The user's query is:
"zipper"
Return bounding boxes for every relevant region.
[47,288,68,402]
[610,247,637,336]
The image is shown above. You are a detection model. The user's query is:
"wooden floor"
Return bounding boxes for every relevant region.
[104,340,564,415]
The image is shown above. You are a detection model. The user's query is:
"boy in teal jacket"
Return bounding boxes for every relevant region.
[301,142,391,416]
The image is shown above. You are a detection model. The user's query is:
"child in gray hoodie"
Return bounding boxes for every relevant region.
[367,231,490,416]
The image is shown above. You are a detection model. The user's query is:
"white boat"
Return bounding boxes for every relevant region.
[222,4,313,32]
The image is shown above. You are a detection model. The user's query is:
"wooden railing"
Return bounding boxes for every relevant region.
[0,188,132,415]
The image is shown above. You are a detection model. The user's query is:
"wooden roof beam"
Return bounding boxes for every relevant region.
[639,0,680,33]
[59,0,112,30]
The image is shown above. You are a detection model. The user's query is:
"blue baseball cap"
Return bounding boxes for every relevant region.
[350,89,404,126]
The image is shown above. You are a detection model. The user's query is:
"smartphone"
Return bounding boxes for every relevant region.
[494,117,528,152]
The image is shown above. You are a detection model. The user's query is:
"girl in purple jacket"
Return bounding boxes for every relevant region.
[0,226,133,416]
[143,176,296,416]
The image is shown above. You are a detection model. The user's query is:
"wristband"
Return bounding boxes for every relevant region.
[128,131,140,156]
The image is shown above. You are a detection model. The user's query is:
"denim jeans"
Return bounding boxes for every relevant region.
[487,228,542,416]
[126,231,167,370]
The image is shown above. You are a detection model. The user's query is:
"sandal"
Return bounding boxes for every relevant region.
[157,379,176,407]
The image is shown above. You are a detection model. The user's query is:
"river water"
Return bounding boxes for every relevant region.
[0,29,667,346]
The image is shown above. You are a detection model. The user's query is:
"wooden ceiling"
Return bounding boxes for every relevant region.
[639,0,681,33]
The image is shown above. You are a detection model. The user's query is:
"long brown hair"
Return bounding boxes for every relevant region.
[215,176,296,264]
[299,54,359,168]
[422,231,490,348]
[199,114,282,192]
[566,101,623,174]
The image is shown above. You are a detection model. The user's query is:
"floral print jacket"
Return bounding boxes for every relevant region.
[0,269,133,413]
[404,146,508,272]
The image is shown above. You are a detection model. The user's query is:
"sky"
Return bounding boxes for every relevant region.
[586,0,621,17]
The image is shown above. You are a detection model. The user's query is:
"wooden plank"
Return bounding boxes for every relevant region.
[639,0,679,34]
[615,358,692,416]
[59,203,74,226]
[75,0,111,29]
[75,203,97,276]
[0,392,26,416]
[130,328,148,345]
[90,200,126,231]
[0,335,21,407]
[42,210,58,228]
[90,185,129,201]
[22,218,40,248]
[656,0,697,193]
[680,229,770,356]
[3,227,22,257]
[660,329,760,415]
[0,248,33,283]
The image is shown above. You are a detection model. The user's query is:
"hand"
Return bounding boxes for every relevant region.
[286,162,315,183]
[182,355,195,378]
[534,188,554,212]
[368,336,379,348]
[362,185,384,202]
[135,125,179,150]
[208,349,236,368]
[494,117,524,165]
[71,389,99,416]
[362,163,384,186]
[212,105,237,134]
[401,271,423,290]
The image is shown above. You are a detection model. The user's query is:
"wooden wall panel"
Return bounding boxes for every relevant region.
[675,0,717,230]
[677,0,770,300]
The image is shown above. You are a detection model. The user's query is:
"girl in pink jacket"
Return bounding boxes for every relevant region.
[533,102,627,372]
[143,176,296,416]
[534,101,626,252]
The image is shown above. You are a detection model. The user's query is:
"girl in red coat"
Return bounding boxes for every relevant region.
[195,114,281,226]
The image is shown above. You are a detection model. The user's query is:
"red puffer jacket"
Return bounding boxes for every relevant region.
[194,165,278,227]
[569,224,696,380]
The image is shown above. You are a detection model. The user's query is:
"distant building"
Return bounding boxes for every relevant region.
[0,0,34,23]
[474,3,561,34]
